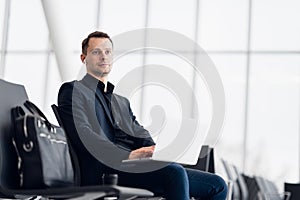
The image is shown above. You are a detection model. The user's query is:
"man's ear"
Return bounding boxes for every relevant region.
[80,54,86,64]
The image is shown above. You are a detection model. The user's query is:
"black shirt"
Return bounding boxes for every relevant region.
[96,79,115,120]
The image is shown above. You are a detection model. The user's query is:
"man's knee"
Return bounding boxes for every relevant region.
[165,164,188,181]
[214,175,228,197]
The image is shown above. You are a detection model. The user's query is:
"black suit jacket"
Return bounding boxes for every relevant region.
[58,74,155,185]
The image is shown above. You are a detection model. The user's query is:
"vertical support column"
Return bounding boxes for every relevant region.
[242,0,253,172]
[0,0,11,78]
[41,0,77,82]
[191,0,201,119]
[95,0,102,29]
[42,36,51,109]
[139,0,150,121]
[299,77,300,182]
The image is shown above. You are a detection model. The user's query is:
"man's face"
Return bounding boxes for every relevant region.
[83,37,113,78]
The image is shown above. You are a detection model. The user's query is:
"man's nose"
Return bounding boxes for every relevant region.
[99,51,107,60]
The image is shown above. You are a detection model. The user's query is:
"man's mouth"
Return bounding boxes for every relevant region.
[98,63,110,67]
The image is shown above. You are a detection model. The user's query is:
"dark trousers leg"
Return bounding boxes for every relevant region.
[117,163,227,200]
[187,168,227,200]
[118,163,189,200]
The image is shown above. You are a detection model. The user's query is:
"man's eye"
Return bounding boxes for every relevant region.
[105,50,112,55]
[92,51,100,55]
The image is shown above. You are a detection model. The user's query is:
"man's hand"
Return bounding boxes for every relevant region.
[128,145,155,160]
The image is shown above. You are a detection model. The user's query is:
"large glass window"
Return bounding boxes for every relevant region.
[148,0,196,39]
[57,0,98,51]
[199,0,248,51]
[212,54,247,168]
[0,0,5,44]
[5,54,47,107]
[101,0,146,36]
[7,0,48,51]
[247,54,300,184]
[251,0,300,51]
[1,0,300,189]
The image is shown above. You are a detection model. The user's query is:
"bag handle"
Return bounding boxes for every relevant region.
[11,106,25,127]
[24,100,52,130]
[24,100,48,120]
[12,106,25,118]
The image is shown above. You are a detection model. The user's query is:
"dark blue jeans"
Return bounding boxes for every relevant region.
[118,163,227,200]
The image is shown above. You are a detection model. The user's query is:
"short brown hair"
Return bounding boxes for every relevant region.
[81,31,113,55]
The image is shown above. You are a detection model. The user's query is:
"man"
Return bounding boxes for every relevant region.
[58,31,227,200]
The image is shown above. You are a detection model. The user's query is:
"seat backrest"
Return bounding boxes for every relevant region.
[285,182,300,200]
[221,159,240,200]
[185,145,215,173]
[242,174,259,200]
[0,79,28,192]
[232,165,249,200]
[206,147,215,173]
[255,176,282,200]
[51,104,81,186]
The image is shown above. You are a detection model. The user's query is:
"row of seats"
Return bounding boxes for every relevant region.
[0,79,217,199]
[220,159,299,200]
[7,79,299,200]
[0,79,154,199]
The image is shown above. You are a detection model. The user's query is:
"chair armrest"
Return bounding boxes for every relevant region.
[284,191,291,200]
[10,185,153,200]
[113,185,154,200]
[226,180,233,200]
[259,191,292,200]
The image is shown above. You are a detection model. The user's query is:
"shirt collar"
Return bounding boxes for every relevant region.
[83,73,115,94]
[97,79,114,94]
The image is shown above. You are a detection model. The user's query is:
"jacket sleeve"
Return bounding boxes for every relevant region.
[126,99,156,149]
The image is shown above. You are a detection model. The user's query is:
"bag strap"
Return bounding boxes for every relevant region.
[24,100,47,120]
[24,100,52,130]
[11,106,20,132]
[11,105,25,119]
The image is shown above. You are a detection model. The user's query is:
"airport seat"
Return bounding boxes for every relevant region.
[232,165,249,200]
[52,103,210,200]
[185,145,215,173]
[284,182,300,200]
[220,159,241,200]
[242,174,259,200]
[220,160,289,200]
[0,79,153,199]
[254,176,290,200]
